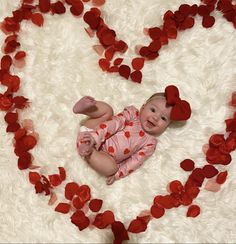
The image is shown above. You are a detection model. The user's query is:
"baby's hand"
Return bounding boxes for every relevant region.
[106,175,115,185]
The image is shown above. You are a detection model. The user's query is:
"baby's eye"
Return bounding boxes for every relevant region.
[150,108,155,112]
[161,116,167,121]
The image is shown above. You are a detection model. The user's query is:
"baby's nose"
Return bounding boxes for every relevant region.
[153,113,161,121]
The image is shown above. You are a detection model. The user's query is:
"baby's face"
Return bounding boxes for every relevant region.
[140,97,172,135]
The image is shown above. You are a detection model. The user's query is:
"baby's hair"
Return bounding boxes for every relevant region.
[146,92,165,103]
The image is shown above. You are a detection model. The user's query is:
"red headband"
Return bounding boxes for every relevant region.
[165,85,191,121]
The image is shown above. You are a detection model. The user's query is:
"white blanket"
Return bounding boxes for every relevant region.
[0,0,236,243]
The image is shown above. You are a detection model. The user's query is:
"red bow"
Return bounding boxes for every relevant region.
[165,85,191,121]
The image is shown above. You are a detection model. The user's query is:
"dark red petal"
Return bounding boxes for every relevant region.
[14,128,27,140]
[169,180,184,193]
[7,123,20,132]
[202,165,219,178]
[118,65,131,79]
[154,195,174,209]
[111,221,129,241]
[190,4,198,16]
[101,29,116,46]
[78,184,91,203]
[130,70,142,83]
[35,181,44,193]
[12,96,29,109]
[186,186,200,199]
[189,168,205,187]
[101,210,115,225]
[113,58,123,66]
[55,202,71,214]
[65,182,80,200]
[127,219,147,233]
[71,210,90,231]
[4,112,18,124]
[1,55,12,70]
[180,159,195,171]
[83,11,100,29]
[18,152,32,170]
[29,171,41,184]
[105,47,115,60]
[209,134,225,147]
[72,196,84,209]
[148,40,162,52]
[89,199,103,212]
[22,135,37,150]
[179,17,195,30]
[49,174,62,187]
[202,15,215,28]
[198,5,211,16]
[98,58,110,71]
[51,1,66,14]
[150,205,165,218]
[148,27,162,40]
[70,1,84,16]
[179,4,192,16]
[31,13,44,27]
[14,51,26,60]
[216,171,228,184]
[187,205,200,217]
[58,167,66,181]
[39,0,51,13]
[131,58,145,70]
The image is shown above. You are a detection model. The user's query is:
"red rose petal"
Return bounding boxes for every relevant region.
[101,29,116,46]
[204,178,221,192]
[14,51,26,60]
[131,58,145,70]
[78,184,91,203]
[83,11,100,29]
[49,174,62,187]
[130,70,142,83]
[105,47,115,61]
[14,128,27,140]
[7,122,20,132]
[31,13,44,27]
[148,27,162,40]
[189,168,205,186]
[150,205,165,218]
[118,65,131,79]
[35,181,44,193]
[29,171,41,184]
[18,152,32,170]
[89,199,103,212]
[102,210,115,225]
[169,180,184,194]
[154,195,174,209]
[186,186,200,199]
[180,159,195,171]
[148,40,162,52]
[4,112,18,124]
[111,221,129,242]
[99,58,110,71]
[179,4,192,16]
[180,17,195,30]
[71,210,90,231]
[22,135,37,150]
[114,58,123,66]
[12,96,29,109]
[202,15,215,28]
[128,218,147,233]
[55,202,71,214]
[70,1,84,16]
[114,40,128,52]
[187,205,200,217]
[209,134,225,147]
[65,182,80,200]
[1,55,12,70]
[202,165,219,178]
[58,167,66,181]
[198,5,211,16]
[72,196,84,209]
[51,1,66,14]
[139,46,151,57]
[39,0,51,13]
[216,171,228,184]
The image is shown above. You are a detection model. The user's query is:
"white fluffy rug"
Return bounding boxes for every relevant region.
[0,0,236,243]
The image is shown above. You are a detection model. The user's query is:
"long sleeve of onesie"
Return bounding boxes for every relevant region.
[113,141,156,180]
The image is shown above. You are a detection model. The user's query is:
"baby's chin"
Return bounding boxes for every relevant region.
[141,123,161,135]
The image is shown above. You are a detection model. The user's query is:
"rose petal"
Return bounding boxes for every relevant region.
[150,205,165,218]
[39,0,51,13]
[202,165,219,178]
[89,199,103,212]
[130,70,142,83]
[127,218,147,233]
[204,178,221,192]
[118,65,131,79]
[131,57,145,70]
[216,171,228,184]
[31,13,44,27]
[180,159,195,171]
[202,15,215,28]
[55,202,71,214]
[49,174,62,187]
[58,167,66,181]
[93,44,105,56]
[186,205,200,217]
[65,182,80,200]
[48,192,58,206]
[29,171,41,184]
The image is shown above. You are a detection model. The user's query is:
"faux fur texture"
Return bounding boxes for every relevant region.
[0,0,236,243]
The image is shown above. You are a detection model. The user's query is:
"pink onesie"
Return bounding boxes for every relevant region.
[77,106,157,180]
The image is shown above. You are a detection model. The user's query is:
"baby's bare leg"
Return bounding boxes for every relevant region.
[73,96,113,130]
[85,149,118,176]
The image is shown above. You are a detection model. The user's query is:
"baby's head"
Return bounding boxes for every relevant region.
[140,85,191,135]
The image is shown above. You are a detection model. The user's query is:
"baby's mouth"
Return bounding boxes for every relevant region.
[146,120,156,128]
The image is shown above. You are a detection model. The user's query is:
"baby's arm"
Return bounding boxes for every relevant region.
[109,141,157,183]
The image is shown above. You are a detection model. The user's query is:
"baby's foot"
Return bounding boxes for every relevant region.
[77,132,95,157]
[73,96,96,114]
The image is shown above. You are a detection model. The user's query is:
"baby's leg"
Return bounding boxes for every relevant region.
[85,149,118,177]
[73,96,113,130]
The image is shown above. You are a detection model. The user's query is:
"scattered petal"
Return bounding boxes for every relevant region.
[187,205,200,217]
[216,171,228,184]
[55,202,71,214]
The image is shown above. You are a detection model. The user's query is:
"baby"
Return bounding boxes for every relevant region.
[73,85,191,185]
